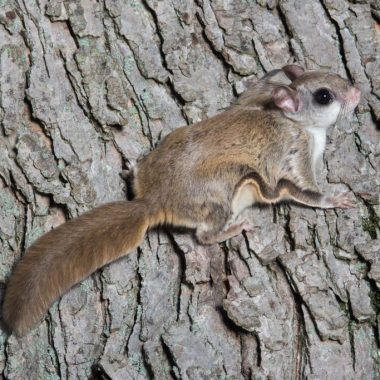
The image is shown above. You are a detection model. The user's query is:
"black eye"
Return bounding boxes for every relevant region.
[314,88,334,105]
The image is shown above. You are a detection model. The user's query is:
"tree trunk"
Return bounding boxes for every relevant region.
[0,0,379,379]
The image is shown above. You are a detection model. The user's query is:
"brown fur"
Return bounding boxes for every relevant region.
[3,200,162,336]
[234,172,324,206]
[3,65,360,335]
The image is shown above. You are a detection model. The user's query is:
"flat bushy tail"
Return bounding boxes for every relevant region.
[3,199,159,336]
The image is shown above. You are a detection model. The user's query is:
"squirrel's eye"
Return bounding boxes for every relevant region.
[314,88,334,105]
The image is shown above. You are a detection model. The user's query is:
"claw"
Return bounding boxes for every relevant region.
[330,192,356,209]
[121,161,135,180]
[239,219,255,233]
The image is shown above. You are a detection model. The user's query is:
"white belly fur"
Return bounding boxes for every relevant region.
[306,126,327,168]
[231,184,255,219]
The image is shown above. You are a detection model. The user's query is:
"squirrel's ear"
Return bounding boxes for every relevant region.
[282,64,305,81]
[272,86,302,113]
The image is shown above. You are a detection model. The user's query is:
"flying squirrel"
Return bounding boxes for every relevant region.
[3,64,361,336]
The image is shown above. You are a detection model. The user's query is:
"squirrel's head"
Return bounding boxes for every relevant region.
[272,65,361,128]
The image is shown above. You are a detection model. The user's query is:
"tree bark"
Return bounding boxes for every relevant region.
[0,0,379,379]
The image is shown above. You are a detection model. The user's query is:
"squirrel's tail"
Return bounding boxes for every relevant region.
[3,199,161,336]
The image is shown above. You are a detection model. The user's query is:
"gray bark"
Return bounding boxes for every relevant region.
[0,0,379,379]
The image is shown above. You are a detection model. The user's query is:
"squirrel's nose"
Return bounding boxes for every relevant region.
[345,86,361,106]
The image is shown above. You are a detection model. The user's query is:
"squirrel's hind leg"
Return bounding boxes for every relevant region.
[195,201,254,245]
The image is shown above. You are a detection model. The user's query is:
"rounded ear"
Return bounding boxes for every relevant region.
[282,64,305,81]
[262,68,283,80]
[272,86,302,113]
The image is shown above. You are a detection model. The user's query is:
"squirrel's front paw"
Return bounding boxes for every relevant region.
[328,192,356,209]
